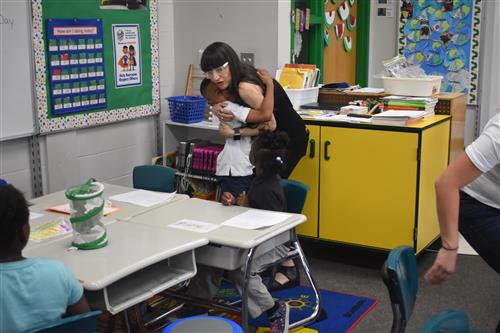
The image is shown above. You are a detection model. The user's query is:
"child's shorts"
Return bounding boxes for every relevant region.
[217,175,253,198]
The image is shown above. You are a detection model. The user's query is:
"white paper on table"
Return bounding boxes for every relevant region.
[168,219,219,233]
[109,190,176,207]
[29,212,44,220]
[222,210,293,230]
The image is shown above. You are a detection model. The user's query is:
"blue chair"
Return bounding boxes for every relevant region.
[133,165,177,192]
[162,315,243,333]
[382,246,477,333]
[280,178,309,214]
[27,310,102,333]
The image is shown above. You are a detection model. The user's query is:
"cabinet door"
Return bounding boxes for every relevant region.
[319,127,419,250]
[289,125,320,238]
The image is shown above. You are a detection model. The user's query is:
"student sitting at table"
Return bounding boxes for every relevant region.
[186,130,291,333]
[200,70,276,203]
[0,184,90,333]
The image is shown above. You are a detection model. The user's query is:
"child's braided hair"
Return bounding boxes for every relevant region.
[252,129,290,177]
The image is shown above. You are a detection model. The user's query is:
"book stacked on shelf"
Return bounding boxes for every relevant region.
[371,110,426,126]
[382,95,438,118]
[277,64,320,89]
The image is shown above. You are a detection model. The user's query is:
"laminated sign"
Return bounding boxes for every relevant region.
[112,24,142,88]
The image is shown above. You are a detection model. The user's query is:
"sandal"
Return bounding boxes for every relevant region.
[268,265,300,291]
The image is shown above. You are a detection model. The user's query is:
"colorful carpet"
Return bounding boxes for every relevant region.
[216,282,379,333]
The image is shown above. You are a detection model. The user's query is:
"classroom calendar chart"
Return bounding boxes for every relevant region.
[46,18,108,116]
[112,24,142,88]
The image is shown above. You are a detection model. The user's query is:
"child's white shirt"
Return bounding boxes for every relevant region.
[216,101,254,176]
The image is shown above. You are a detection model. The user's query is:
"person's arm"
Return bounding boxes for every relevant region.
[66,295,90,316]
[424,152,482,284]
[218,114,276,139]
[241,69,275,123]
[215,69,275,123]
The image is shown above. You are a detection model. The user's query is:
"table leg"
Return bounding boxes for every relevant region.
[289,230,322,329]
[241,246,256,333]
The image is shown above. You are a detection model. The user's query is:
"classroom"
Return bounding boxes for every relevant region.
[0,0,498,332]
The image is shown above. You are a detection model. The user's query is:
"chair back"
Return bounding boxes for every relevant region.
[280,179,309,214]
[420,310,473,333]
[27,310,101,333]
[382,246,418,333]
[133,165,176,192]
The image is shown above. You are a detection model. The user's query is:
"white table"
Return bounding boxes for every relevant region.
[129,198,321,331]
[24,221,207,315]
[30,183,189,221]
[26,184,204,318]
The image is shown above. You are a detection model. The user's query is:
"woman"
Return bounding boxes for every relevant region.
[201,41,308,290]
[201,41,308,179]
[424,111,499,333]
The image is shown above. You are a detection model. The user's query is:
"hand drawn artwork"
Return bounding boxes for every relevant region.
[325,0,356,53]
[398,0,482,104]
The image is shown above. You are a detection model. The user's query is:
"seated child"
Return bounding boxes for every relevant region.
[0,184,90,333]
[200,70,276,202]
[187,130,291,333]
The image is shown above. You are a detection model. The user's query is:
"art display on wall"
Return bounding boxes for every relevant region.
[398,0,482,104]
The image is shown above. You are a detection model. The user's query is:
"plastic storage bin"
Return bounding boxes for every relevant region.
[167,96,206,123]
[382,75,442,97]
[284,86,320,110]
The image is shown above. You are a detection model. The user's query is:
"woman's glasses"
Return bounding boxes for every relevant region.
[204,62,229,79]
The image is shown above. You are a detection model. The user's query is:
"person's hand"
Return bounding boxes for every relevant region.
[218,122,235,138]
[257,69,273,86]
[236,192,248,207]
[424,248,458,284]
[211,102,235,122]
[221,192,235,206]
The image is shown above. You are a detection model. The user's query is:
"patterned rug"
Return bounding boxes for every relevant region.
[216,282,379,333]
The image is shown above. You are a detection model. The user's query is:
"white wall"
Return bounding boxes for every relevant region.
[0,139,32,198]
[171,0,283,95]
[368,0,398,88]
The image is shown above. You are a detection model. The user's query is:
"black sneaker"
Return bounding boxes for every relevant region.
[269,301,290,333]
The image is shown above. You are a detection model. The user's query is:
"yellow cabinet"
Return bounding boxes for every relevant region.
[290,116,451,253]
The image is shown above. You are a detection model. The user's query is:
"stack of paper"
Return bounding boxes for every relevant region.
[372,110,425,126]
[382,95,438,118]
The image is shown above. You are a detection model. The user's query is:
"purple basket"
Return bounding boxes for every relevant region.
[167,96,207,124]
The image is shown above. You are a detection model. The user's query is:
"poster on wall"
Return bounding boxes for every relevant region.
[46,18,107,116]
[398,0,482,104]
[112,24,142,88]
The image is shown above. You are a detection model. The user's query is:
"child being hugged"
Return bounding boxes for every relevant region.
[0,184,90,333]
[200,69,276,202]
[187,129,292,333]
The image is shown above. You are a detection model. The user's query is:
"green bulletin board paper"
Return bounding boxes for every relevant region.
[42,0,152,116]
[32,0,160,134]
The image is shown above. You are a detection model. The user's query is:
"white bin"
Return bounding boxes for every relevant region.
[284,86,320,110]
[382,75,442,97]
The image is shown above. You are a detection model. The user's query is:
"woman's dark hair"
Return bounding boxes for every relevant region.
[252,129,290,177]
[200,42,265,106]
[0,184,29,252]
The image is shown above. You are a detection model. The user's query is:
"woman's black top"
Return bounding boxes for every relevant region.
[272,79,308,157]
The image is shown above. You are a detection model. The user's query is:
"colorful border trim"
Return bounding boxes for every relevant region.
[32,0,160,134]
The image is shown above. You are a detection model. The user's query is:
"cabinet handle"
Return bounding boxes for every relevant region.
[324,141,331,161]
[309,139,316,158]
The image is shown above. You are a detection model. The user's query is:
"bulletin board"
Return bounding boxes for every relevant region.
[323,0,359,85]
[32,0,160,134]
[398,0,482,105]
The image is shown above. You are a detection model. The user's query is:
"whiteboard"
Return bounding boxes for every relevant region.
[0,0,35,141]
